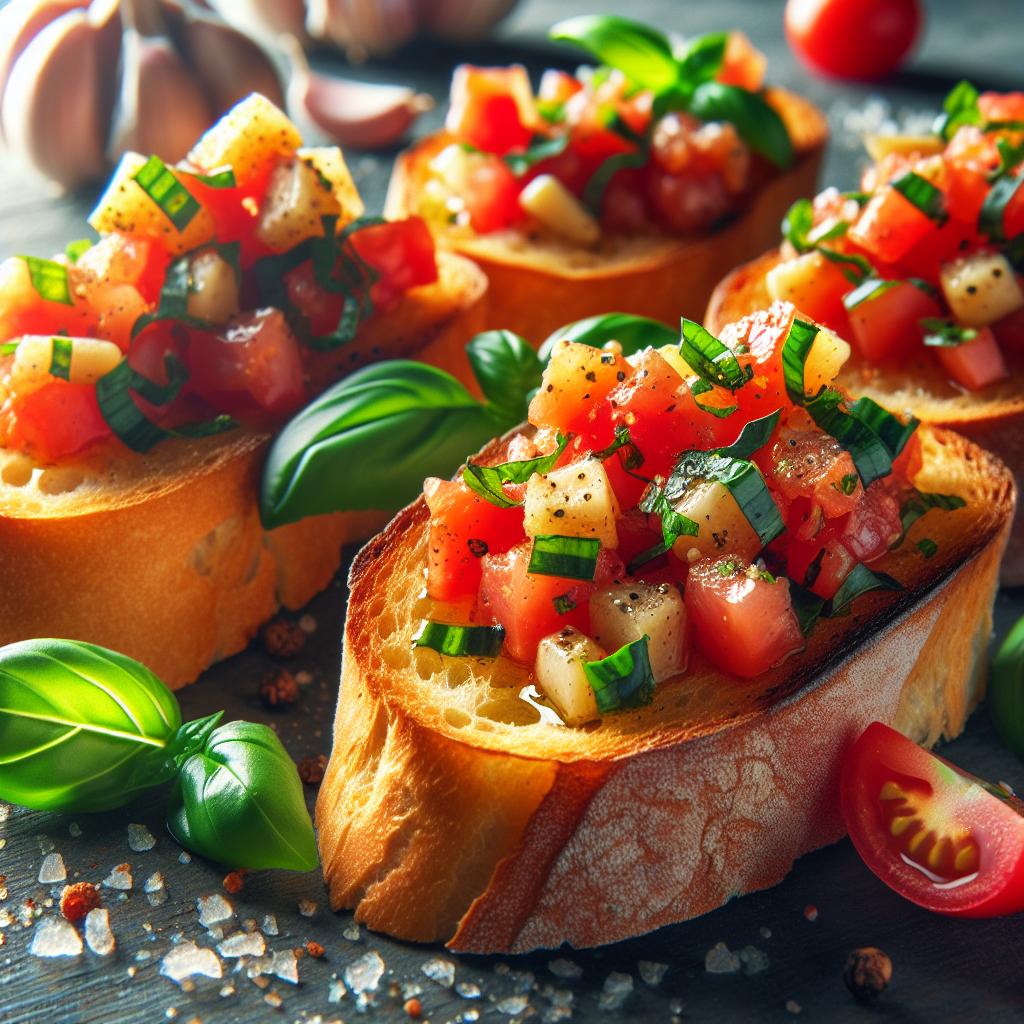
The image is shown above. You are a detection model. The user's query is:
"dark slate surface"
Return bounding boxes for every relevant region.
[1,1,1023,1022]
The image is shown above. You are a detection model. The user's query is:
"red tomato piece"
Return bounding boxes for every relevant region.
[978,92,1024,124]
[760,428,862,520]
[786,527,855,599]
[537,70,582,108]
[784,0,922,81]
[445,65,537,156]
[4,380,111,461]
[933,327,1009,391]
[685,556,803,678]
[349,217,438,310]
[283,261,345,337]
[480,541,624,664]
[187,163,277,270]
[841,721,1024,918]
[717,32,767,91]
[463,155,524,234]
[846,280,942,363]
[848,186,937,265]
[992,305,1024,351]
[423,477,526,601]
[841,484,902,562]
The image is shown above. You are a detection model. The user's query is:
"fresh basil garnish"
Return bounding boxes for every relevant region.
[680,318,752,392]
[790,563,903,634]
[463,431,570,508]
[65,238,94,263]
[718,409,781,459]
[466,329,544,427]
[687,81,793,168]
[182,166,236,189]
[583,150,647,212]
[537,312,677,361]
[592,425,645,469]
[934,80,982,141]
[920,317,978,347]
[168,720,318,872]
[817,247,873,285]
[528,534,601,580]
[132,155,202,232]
[48,336,73,380]
[676,31,728,84]
[843,277,899,310]
[584,636,656,714]
[413,621,506,657]
[990,138,1024,183]
[504,134,570,176]
[891,171,947,224]
[631,485,699,571]
[19,255,73,306]
[916,538,938,558]
[979,171,1024,243]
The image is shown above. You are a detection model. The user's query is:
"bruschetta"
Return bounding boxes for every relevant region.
[706,83,1024,581]
[316,302,1013,951]
[0,94,486,688]
[384,15,827,348]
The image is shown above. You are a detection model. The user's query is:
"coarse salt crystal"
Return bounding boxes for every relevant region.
[598,972,633,1012]
[264,991,283,1009]
[344,951,385,994]
[705,942,741,975]
[36,834,55,854]
[85,908,115,956]
[740,945,770,975]
[328,979,346,1003]
[127,823,156,852]
[496,995,529,1015]
[421,956,456,988]
[548,958,583,979]
[38,852,66,884]
[455,981,481,999]
[218,932,265,958]
[160,941,222,983]
[760,926,772,939]
[342,923,361,942]
[178,851,192,864]
[297,899,318,918]
[102,863,133,890]
[144,872,167,907]
[196,893,233,927]
[261,914,279,936]
[68,822,82,838]
[638,960,669,986]
[272,949,300,984]
[30,918,82,958]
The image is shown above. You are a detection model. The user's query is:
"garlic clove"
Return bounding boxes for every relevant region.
[283,35,431,150]
[307,0,420,61]
[421,0,519,44]
[1,10,108,187]
[206,0,308,46]
[0,0,89,141]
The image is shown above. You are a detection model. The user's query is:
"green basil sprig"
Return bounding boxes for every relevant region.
[0,639,317,872]
[991,616,1024,761]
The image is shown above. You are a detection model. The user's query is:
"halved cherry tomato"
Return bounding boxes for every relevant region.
[4,380,111,461]
[841,721,1024,918]
[445,65,536,156]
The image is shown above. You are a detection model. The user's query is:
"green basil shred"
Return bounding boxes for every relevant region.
[920,317,978,347]
[132,155,202,231]
[680,318,752,391]
[19,255,72,306]
[583,635,656,714]
[413,621,505,657]
[891,170,947,224]
[528,534,601,580]
[894,489,966,546]
[790,563,903,635]
[48,336,73,380]
[463,431,570,508]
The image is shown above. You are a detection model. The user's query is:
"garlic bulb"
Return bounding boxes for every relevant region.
[0,0,285,189]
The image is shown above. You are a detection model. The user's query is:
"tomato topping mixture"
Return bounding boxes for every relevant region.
[768,84,1024,392]
[0,96,438,463]
[418,304,948,725]
[419,28,781,242]
[842,722,1024,918]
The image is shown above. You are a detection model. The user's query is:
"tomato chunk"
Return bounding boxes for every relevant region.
[933,327,1009,391]
[849,186,937,264]
[841,722,1024,918]
[846,280,942,363]
[462,155,524,234]
[445,65,536,155]
[4,380,111,461]
[349,217,438,310]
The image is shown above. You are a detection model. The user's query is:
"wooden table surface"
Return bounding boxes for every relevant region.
[1,1,1023,1022]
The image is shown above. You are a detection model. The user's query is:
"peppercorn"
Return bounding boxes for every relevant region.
[261,617,306,658]
[404,997,423,1018]
[843,947,893,1001]
[297,754,328,786]
[305,940,325,959]
[259,668,300,709]
[59,882,100,923]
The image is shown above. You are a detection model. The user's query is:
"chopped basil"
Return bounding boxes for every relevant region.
[990,138,1024,183]
[504,134,570,176]
[48,336,72,380]
[891,171,947,224]
[19,255,72,306]
[843,277,899,310]
[790,563,903,635]
[781,316,819,404]
[916,538,938,558]
[687,81,793,169]
[718,409,781,460]
[638,485,699,549]
[979,171,1024,243]
[64,238,94,263]
[583,636,655,714]
[817,247,873,285]
[553,593,577,615]
[132,155,201,232]
[582,149,647,213]
[789,584,826,635]
[675,31,728,85]
[782,197,815,252]
[182,166,236,189]
[680,318,752,392]
[0,341,19,356]
[413,621,505,658]
[894,489,966,546]
[528,534,601,581]
[592,425,645,470]
[934,80,982,141]
[803,548,825,588]
[690,378,738,418]
[462,431,570,508]
[920,317,978,347]
[832,473,859,496]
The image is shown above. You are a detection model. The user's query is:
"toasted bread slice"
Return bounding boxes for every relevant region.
[316,425,1013,952]
[385,88,827,378]
[0,251,486,688]
[706,248,1024,583]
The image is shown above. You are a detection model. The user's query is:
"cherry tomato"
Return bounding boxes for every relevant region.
[785,0,923,81]
[841,721,1024,917]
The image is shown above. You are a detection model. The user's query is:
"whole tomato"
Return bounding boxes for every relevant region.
[784,0,923,80]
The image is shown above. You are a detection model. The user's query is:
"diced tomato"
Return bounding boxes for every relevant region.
[848,186,938,264]
[685,556,803,678]
[187,165,277,270]
[992,304,1024,351]
[895,218,980,282]
[349,217,438,310]
[600,166,650,232]
[284,261,345,337]
[480,541,624,664]
[4,380,111,461]
[185,308,305,419]
[423,477,526,600]
[446,65,537,156]
[76,234,169,305]
[846,280,942,363]
[944,161,991,226]
[717,31,767,91]
[0,257,95,344]
[933,326,1009,390]
[840,484,902,562]
[87,283,150,350]
[463,155,524,234]
[767,251,853,335]
[841,721,1024,918]
[978,92,1024,124]
[786,527,855,599]
[647,166,732,235]
[759,428,861,519]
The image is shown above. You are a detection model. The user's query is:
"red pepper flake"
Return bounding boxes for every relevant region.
[404,997,423,1018]
[59,882,100,923]
[222,870,247,895]
[261,617,307,658]
[305,941,325,959]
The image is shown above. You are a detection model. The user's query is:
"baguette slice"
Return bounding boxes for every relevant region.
[385,88,827,379]
[706,248,1024,583]
[0,250,486,689]
[316,425,1013,953]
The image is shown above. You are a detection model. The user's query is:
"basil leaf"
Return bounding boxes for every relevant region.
[95,355,192,453]
[582,149,647,213]
[413,621,505,658]
[717,409,781,460]
[133,155,202,232]
[781,316,819,403]
[592,425,645,470]
[990,138,1024,183]
[843,277,898,310]
[891,171,947,224]
[676,31,728,85]
[0,639,181,812]
[847,396,917,462]
[688,81,793,169]
[817,247,873,285]
[680,317,752,392]
[934,80,982,141]
[979,170,1024,243]
[260,361,502,528]
[788,583,826,636]
[19,255,73,306]
[782,198,814,253]
[828,563,902,617]
[920,317,978,347]
[537,313,677,362]
[583,636,655,714]
[182,166,236,189]
[894,489,966,546]
[463,431,569,508]
[167,720,318,872]
[528,534,600,580]
[467,330,544,427]
[638,485,699,550]
[990,615,1024,761]
[916,538,938,558]
[504,134,569,176]
[49,336,72,380]
[550,15,680,94]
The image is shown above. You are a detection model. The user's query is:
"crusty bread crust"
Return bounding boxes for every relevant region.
[316,426,1014,951]
[0,251,487,688]
[706,248,1024,583]
[384,88,827,380]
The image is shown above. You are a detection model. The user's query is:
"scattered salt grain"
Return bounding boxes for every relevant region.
[85,908,115,956]
[128,823,156,852]
[218,932,266,958]
[144,872,168,907]
[638,960,669,987]
[271,949,300,984]
[0,804,9,822]
[298,614,317,634]
[219,984,236,998]
[548,958,583,980]
[328,979,347,1003]
[342,923,361,942]
[461,1012,481,1023]
[178,851,192,865]
[598,972,633,1012]
[421,956,456,988]
[30,918,82,958]
[196,893,233,928]
[344,950,385,993]
[543,988,574,1023]
[455,981,481,999]
[496,995,530,1015]
[786,999,802,1014]
[102,863,133,890]
[68,822,82,838]
[298,898,318,918]
[705,942,741,975]
[160,941,223,983]
[760,926,772,939]
[740,946,770,975]
[38,852,66,884]
[261,914,279,936]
